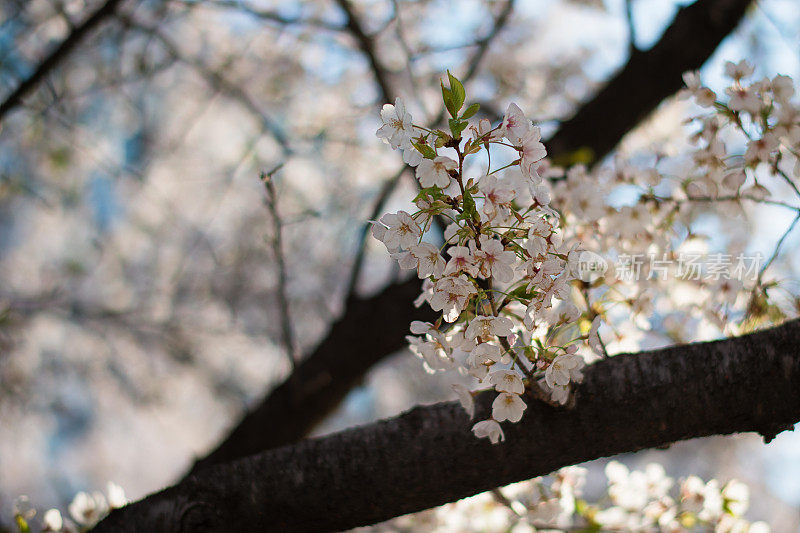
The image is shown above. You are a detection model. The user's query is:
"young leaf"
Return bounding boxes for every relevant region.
[441,81,457,118]
[462,102,480,119]
[447,70,466,115]
[413,141,437,160]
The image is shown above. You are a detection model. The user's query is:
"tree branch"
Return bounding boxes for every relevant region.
[0,0,125,123]
[185,276,436,475]
[186,0,754,472]
[96,318,800,532]
[546,0,752,163]
[334,0,395,104]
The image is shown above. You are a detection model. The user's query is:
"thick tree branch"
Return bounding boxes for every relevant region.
[0,0,124,123]
[186,277,436,475]
[96,319,800,532]
[546,0,752,162]
[188,0,753,471]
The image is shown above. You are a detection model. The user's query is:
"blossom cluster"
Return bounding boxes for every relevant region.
[374,73,601,442]
[546,60,800,340]
[374,64,800,441]
[368,463,770,532]
[11,483,126,532]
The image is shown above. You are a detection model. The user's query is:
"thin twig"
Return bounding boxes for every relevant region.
[758,210,800,284]
[344,166,408,299]
[121,14,293,155]
[334,0,395,103]
[173,0,344,31]
[0,0,124,123]
[261,165,298,371]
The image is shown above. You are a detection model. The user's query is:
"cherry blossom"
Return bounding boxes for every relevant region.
[492,392,526,422]
[416,156,457,188]
[376,97,414,149]
[472,419,504,444]
[488,370,525,394]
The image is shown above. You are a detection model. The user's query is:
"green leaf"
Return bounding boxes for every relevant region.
[461,102,480,119]
[412,141,436,160]
[448,118,469,139]
[447,70,465,116]
[15,516,30,533]
[441,81,457,118]
[462,189,478,222]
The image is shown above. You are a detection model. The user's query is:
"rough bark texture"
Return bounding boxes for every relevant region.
[96,319,800,532]
[190,0,754,470]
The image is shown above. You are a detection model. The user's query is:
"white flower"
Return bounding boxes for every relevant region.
[699,479,724,521]
[377,210,421,251]
[547,382,570,404]
[414,278,434,308]
[475,236,516,283]
[722,479,749,516]
[722,169,746,191]
[444,245,479,277]
[410,242,446,278]
[724,59,754,81]
[107,482,128,509]
[402,144,423,166]
[430,275,477,322]
[69,491,109,527]
[680,70,716,107]
[726,85,762,115]
[489,370,525,394]
[479,175,516,219]
[391,249,418,270]
[416,156,457,188]
[492,392,526,422]
[525,217,552,258]
[501,102,532,144]
[472,419,505,443]
[407,336,449,372]
[530,182,551,206]
[42,509,63,532]
[520,127,547,181]
[466,342,504,367]
[471,118,503,142]
[376,97,414,149]
[410,320,435,335]
[464,315,514,343]
[451,383,475,418]
[545,353,584,388]
[744,132,778,166]
[771,74,794,102]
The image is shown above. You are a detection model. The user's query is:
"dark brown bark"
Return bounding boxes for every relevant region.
[95,318,800,532]
[0,0,125,123]
[187,277,436,474]
[546,0,752,162]
[190,0,754,471]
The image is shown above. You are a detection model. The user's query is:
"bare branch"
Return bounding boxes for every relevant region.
[0,0,125,123]
[172,0,345,31]
[260,166,298,371]
[121,15,293,155]
[334,0,396,103]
